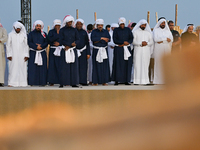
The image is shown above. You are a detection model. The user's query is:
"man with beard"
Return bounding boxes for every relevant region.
[6,21,29,87]
[132,19,153,85]
[0,21,7,87]
[168,20,181,52]
[59,15,80,88]
[153,17,173,84]
[75,19,91,86]
[181,24,198,50]
[47,19,62,86]
[91,19,110,86]
[112,17,133,85]
[28,20,48,86]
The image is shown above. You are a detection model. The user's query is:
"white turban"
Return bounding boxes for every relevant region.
[182,24,194,34]
[110,23,119,32]
[75,18,86,30]
[96,19,104,25]
[111,23,119,28]
[62,15,74,27]
[52,19,61,29]
[75,18,84,25]
[13,22,22,29]
[33,20,44,30]
[132,19,151,33]
[153,18,170,32]
[118,17,126,25]
[12,21,27,35]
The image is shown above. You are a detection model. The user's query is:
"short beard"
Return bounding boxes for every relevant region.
[140,27,145,30]
[36,28,41,32]
[160,25,165,29]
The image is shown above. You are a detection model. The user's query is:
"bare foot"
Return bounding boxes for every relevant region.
[102,83,108,86]
[92,84,98,86]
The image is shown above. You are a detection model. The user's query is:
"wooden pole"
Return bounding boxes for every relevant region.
[175,4,178,26]
[94,12,97,21]
[147,11,150,24]
[76,9,79,19]
[155,12,158,23]
[47,25,50,68]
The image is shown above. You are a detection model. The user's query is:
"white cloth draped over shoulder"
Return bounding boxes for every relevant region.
[153,18,173,84]
[132,19,154,84]
[6,21,29,87]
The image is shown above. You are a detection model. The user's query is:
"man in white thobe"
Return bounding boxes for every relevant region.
[153,18,173,84]
[108,23,119,76]
[0,22,8,86]
[87,24,94,85]
[6,22,29,87]
[132,19,153,85]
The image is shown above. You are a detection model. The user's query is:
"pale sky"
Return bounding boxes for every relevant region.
[0,0,199,33]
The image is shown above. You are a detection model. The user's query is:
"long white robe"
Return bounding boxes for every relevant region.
[0,27,7,83]
[133,29,153,84]
[153,28,173,84]
[108,30,115,76]
[87,32,93,83]
[6,31,29,87]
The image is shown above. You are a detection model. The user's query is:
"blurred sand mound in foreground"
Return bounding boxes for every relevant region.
[1,49,200,150]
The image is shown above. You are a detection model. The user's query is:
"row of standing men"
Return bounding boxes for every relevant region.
[0,15,198,87]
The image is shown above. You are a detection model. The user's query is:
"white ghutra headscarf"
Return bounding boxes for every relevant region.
[132,19,151,33]
[153,18,170,32]
[12,21,27,35]
[182,24,194,34]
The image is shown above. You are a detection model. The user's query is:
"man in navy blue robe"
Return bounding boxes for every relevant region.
[112,17,133,85]
[59,15,80,88]
[47,19,62,86]
[75,19,91,86]
[28,20,48,86]
[91,19,111,86]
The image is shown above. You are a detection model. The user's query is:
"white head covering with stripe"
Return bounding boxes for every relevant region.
[32,20,46,38]
[62,15,75,27]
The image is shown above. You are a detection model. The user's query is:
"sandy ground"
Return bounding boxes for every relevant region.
[0,84,163,90]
